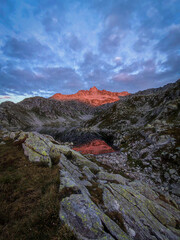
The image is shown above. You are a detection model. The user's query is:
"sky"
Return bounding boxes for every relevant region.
[0,0,180,103]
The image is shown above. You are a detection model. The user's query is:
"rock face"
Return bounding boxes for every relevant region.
[1,130,180,240]
[59,151,180,240]
[51,86,130,106]
[22,132,54,167]
[85,79,180,131]
[0,97,94,129]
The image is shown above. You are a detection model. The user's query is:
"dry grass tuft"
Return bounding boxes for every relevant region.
[0,140,76,240]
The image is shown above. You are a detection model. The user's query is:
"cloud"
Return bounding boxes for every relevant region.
[161,53,180,75]
[0,96,11,99]
[0,0,179,99]
[79,51,118,88]
[0,65,85,95]
[80,51,113,74]
[113,73,133,82]
[42,10,62,33]
[1,37,52,60]
[84,68,110,87]
[68,34,83,51]
[111,56,179,92]
[0,67,45,95]
[99,30,123,55]
[133,38,150,52]
[0,0,15,28]
[34,66,84,92]
[97,0,142,55]
[156,25,180,53]
[0,94,32,104]
[114,57,121,62]
[38,66,80,81]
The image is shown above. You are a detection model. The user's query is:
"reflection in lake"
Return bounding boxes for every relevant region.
[24,127,116,155]
[73,139,115,155]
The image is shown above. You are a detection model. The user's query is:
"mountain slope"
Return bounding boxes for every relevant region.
[85,80,180,130]
[51,86,130,106]
[0,97,95,129]
[83,80,180,197]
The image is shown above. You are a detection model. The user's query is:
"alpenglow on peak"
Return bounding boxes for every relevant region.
[51,87,130,106]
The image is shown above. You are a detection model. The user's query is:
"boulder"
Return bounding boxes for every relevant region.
[103,183,180,240]
[23,132,52,167]
[60,194,130,240]
[97,171,127,185]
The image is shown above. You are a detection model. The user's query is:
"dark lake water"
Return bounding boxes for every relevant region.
[25,127,116,155]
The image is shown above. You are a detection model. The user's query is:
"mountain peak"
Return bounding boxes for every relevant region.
[89,86,98,92]
[51,87,130,106]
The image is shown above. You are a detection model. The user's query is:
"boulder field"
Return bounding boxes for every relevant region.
[1,130,180,240]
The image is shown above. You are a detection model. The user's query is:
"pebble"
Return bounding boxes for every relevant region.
[164,172,170,179]
[129,228,136,237]
[169,169,176,175]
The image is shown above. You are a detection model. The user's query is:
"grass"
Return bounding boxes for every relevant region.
[0,140,77,240]
[106,211,127,233]
[86,182,128,234]
[86,182,104,206]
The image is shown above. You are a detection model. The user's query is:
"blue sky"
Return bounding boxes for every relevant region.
[0,0,180,103]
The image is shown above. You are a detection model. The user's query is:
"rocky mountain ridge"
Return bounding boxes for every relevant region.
[85,79,180,130]
[0,97,95,129]
[1,80,179,131]
[51,86,130,106]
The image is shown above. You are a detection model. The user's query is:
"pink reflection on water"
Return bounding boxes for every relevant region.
[73,139,115,155]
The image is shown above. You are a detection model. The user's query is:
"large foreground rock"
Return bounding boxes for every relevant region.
[22,132,53,167]
[58,140,180,240]
[60,194,130,240]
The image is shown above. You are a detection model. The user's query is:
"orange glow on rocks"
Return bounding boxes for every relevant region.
[73,139,115,155]
[51,86,130,106]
